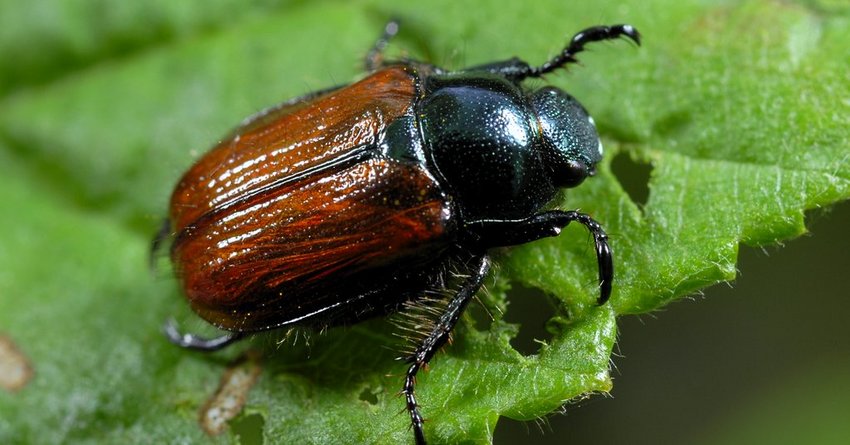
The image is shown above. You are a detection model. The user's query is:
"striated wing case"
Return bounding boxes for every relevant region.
[168,66,456,331]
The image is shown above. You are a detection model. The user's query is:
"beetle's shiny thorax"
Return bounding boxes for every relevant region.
[417,73,556,221]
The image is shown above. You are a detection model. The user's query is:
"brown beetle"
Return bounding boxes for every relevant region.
[158,21,638,444]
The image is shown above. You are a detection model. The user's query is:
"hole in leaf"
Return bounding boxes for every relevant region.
[610,152,652,207]
[504,285,557,356]
[359,386,379,405]
[230,412,265,445]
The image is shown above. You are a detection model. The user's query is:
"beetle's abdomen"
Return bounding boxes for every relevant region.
[170,66,418,230]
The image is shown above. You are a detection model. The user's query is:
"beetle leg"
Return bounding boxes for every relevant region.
[149,218,171,271]
[465,210,613,304]
[525,24,641,79]
[365,20,401,71]
[466,24,640,81]
[403,255,490,445]
[462,57,534,81]
[163,319,245,352]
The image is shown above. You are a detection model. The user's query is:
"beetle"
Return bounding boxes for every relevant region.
[157,21,639,444]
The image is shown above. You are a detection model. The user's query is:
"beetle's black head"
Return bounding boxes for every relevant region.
[530,86,603,189]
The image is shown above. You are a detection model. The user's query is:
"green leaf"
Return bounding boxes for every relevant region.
[0,0,847,444]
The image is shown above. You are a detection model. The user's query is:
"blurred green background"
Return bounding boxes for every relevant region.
[497,182,850,445]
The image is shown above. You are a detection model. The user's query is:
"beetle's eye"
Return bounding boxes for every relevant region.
[555,159,590,188]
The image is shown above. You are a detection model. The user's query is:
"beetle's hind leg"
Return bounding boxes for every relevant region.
[365,19,400,71]
[153,222,244,352]
[163,319,245,352]
[149,218,171,271]
[402,255,490,445]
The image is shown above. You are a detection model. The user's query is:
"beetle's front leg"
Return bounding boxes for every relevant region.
[463,57,534,81]
[465,24,640,82]
[465,210,613,303]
